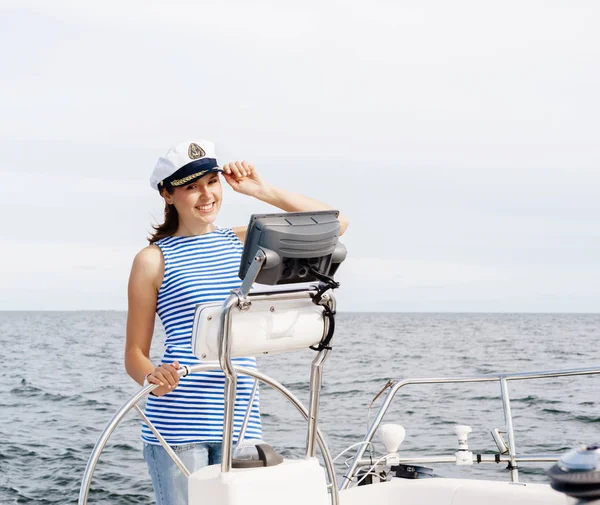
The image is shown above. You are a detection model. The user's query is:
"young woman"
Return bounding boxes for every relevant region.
[125,139,348,505]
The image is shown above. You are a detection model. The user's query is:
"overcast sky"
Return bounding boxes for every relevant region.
[1,0,599,312]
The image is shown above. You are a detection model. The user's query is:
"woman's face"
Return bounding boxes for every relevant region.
[164,173,223,228]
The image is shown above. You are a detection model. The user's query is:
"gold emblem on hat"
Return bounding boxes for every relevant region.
[188,143,205,160]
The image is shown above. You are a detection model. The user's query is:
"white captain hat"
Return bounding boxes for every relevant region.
[150,139,223,191]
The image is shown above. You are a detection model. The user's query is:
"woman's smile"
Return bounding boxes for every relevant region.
[195,202,215,213]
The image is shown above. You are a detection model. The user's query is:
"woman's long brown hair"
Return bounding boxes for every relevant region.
[148,188,179,244]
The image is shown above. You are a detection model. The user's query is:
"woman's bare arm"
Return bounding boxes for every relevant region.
[125,245,179,395]
[224,162,349,243]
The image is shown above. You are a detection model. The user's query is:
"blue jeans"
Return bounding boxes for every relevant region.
[143,442,223,505]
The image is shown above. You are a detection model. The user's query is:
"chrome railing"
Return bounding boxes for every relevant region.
[341,365,600,489]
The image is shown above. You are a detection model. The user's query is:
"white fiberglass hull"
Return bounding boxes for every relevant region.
[339,478,569,505]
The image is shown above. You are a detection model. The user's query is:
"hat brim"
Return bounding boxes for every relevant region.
[160,158,223,189]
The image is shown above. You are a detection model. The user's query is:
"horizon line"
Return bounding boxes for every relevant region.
[0,309,598,315]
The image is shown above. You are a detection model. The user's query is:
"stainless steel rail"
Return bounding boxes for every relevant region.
[341,365,600,489]
[499,378,518,481]
[355,453,563,466]
[78,365,339,505]
[133,405,190,477]
[306,293,336,458]
[234,378,260,454]
[218,291,240,473]
[306,348,331,457]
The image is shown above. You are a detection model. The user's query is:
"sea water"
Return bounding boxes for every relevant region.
[1,312,598,504]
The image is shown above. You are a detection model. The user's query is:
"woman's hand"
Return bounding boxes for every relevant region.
[146,361,180,397]
[222,161,269,198]
[223,160,349,236]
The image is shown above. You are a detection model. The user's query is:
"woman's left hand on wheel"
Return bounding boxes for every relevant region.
[146,361,181,397]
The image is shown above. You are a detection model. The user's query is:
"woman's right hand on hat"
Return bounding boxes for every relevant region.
[222,161,266,198]
[145,361,181,396]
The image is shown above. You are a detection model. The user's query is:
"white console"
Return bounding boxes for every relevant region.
[188,458,330,505]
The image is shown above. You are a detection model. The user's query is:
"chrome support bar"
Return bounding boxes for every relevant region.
[306,289,336,458]
[355,453,562,467]
[218,292,241,473]
[79,364,338,505]
[500,378,518,482]
[306,348,330,457]
[354,456,458,467]
[133,405,190,477]
[239,250,266,297]
[341,385,394,489]
[511,454,564,463]
[234,378,259,453]
[341,365,600,490]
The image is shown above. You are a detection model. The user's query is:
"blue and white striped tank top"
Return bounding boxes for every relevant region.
[142,227,262,445]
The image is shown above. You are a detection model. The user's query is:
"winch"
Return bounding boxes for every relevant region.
[549,444,600,503]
